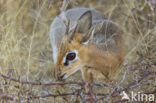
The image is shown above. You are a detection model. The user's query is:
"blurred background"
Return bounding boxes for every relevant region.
[0,0,155,102]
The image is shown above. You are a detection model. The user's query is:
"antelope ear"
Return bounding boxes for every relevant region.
[68,11,92,43]
[81,22,104,44]
[77,11,92,33]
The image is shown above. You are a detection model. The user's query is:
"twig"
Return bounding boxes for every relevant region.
[0,72,113,88]
[0,60,155,102]
[95,71,156,102]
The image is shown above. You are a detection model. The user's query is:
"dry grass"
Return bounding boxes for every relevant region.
[0,0,156,102]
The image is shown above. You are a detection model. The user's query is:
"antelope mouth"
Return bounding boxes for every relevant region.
[60,73,67,80]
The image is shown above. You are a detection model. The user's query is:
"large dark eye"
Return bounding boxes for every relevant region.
[66,52,76,61]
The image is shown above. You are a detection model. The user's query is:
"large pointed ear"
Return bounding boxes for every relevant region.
[80,22,103,44]
[68,11,92,43]
[77,10,92,33]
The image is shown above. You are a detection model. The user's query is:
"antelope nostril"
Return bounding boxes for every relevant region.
[64,61,69,66]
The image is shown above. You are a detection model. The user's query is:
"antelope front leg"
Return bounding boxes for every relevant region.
[81,67,94,102]
[81,67,93,92]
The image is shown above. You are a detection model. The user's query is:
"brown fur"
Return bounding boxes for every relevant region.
[66,33,125,82]
[50,8,126,95]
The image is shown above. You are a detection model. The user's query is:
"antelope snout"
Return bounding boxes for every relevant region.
[60,73,67,80]
[56,68,67,80]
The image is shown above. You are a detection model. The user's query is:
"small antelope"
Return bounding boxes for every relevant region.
[50,8,125,91]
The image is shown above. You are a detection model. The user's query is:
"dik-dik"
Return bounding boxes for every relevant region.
[50,8,125,92]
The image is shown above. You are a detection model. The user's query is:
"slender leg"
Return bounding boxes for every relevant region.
[81,67,94,103]
[103,73,114,103]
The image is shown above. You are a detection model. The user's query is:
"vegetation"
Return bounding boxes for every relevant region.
[0,0,155,102]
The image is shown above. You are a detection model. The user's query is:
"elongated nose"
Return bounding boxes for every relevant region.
[55,68,66,80]
[60,73,67,80]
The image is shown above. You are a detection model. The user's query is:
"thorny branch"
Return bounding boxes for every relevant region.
[0,61,155,102]
[0,72,113,87]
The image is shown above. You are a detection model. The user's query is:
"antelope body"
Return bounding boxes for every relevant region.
[50,8,125,88]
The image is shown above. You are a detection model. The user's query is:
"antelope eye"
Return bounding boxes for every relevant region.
[66,52,76,61]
